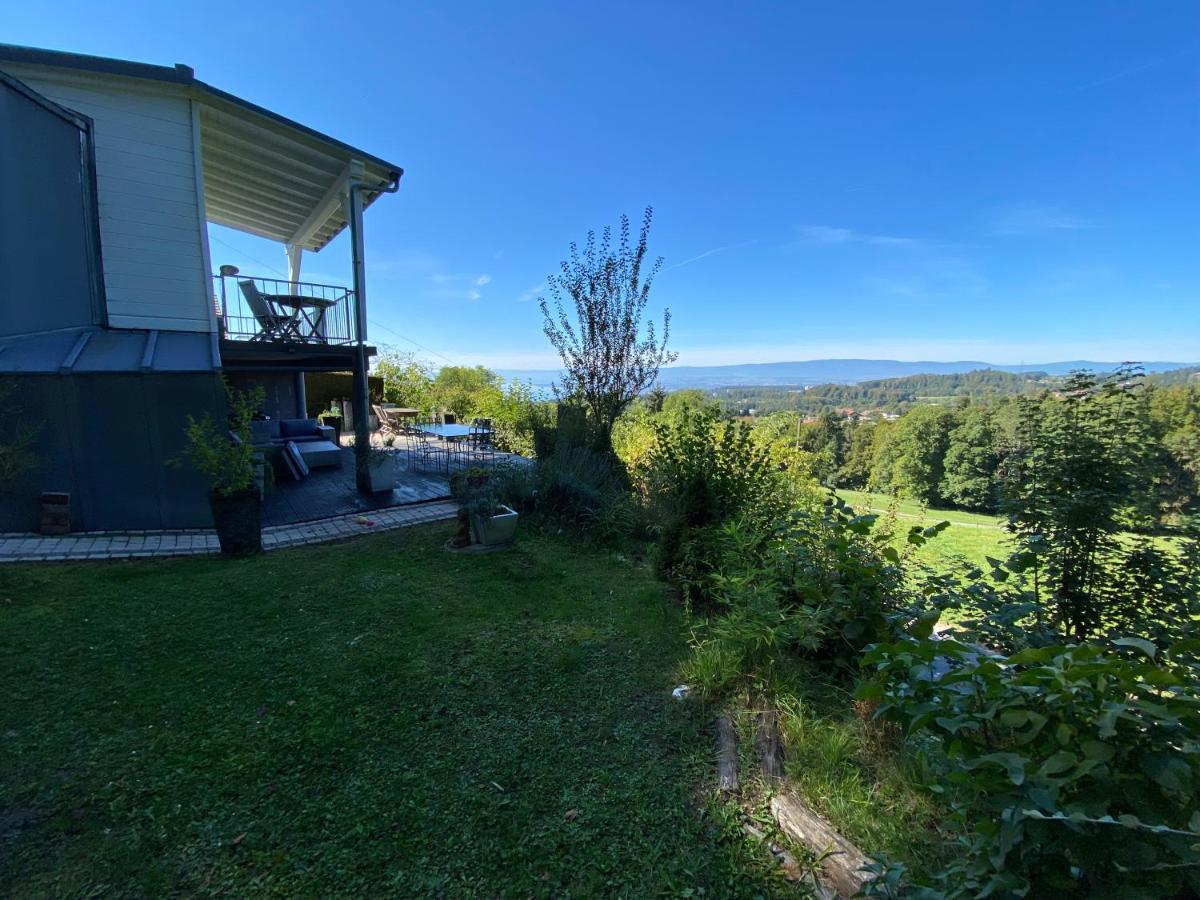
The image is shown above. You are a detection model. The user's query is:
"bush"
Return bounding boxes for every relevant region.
[860,635,1200,898]
[682,499,908,691]
[644,409,790,600]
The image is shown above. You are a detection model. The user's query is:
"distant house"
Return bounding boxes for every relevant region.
[0,45,403,532]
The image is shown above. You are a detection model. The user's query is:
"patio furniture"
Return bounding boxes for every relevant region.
[238,280,300,341]
[469,418,495,465]
[294,440,342,469]
[412,429,449,473]
[249,418,340,469]
[373,404,395,437]
[417,423,477,440]
[267,292,338,340]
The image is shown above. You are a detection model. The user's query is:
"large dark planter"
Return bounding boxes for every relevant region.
[209,488,262,556]
[320,415,343,444]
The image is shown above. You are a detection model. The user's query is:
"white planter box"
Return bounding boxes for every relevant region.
[365,456,394,493]
[470,504,519,546]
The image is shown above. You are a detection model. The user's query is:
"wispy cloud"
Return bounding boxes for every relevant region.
[1078,57,1167,92]
[517,281,545,303]
[861,255,988,300]
[791,225,921,248]
[664,239,757,271]
[989,205,1094,237]
[426,271,492,301]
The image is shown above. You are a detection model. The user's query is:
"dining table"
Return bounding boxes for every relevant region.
[417,423,489,440]
[265,293,336,339]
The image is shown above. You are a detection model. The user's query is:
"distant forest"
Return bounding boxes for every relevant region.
[720,365,1200,527]
[713,366,1199,416]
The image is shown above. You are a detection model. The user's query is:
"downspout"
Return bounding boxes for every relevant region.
[348,171,403,490]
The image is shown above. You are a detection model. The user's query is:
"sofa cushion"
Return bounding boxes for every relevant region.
[249,420,274,446]
[295,440,342,469]
[280,418,319,438]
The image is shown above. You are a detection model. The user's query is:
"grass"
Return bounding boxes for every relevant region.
[834,488,1184,577]
[0,525,804,897]
[834,488,1009,572]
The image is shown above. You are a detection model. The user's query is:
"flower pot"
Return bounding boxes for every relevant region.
[208,488,262,556]
[319,415,343,444]
[470,504,519,546]
[364,455,394,493]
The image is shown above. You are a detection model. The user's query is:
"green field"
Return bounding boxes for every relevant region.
[834,488,1011,572]
[0,525,800,896]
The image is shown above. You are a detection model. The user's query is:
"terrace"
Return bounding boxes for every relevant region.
[215,271,358,347]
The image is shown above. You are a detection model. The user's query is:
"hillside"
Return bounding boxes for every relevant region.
[715,368,1051,415]
[499,359,1196,393]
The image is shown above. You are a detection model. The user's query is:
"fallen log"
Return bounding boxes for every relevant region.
[755,704,785,783]
[715,714,738,793]
[770,793,873,898]
[741,821,838,898]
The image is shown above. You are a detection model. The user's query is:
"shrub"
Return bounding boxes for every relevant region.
[683,499,908,689]
[860,635,1200,898]
[177,383,263,497]
[644,409,790,599]
[512,446,645,544]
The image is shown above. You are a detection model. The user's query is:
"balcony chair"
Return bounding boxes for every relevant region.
[238,280,299,341]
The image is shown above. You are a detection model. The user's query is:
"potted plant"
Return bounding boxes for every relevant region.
[464,479,519,546]
[318,406,343,444]
[358,443,394,493]
[177,383,264,556]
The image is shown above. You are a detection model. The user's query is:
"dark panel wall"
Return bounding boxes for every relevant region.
[303,371,383,418]
[225,371,299,420]
[0,372,225,532]
[0,77,102,337]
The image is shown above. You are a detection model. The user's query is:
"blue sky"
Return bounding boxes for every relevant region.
[9,1,1200,368]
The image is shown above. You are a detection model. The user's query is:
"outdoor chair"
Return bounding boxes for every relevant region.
[414,430,449,474]
[373,404,396,439]
[238,280,298,341]
[469,418,495,465]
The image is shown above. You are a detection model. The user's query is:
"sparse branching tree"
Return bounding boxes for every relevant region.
[539,207,677,451]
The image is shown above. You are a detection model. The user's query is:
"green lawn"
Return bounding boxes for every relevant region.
[834,488,1010,572]
[0,526,799,897]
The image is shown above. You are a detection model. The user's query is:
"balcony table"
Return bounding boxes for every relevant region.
[265,293,337,340]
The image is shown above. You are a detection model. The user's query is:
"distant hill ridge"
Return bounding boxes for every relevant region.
[498,359,1197,391]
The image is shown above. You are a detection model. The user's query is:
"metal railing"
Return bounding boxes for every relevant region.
[214,271,359,345]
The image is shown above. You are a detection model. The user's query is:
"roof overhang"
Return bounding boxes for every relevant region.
[0,44,404,252]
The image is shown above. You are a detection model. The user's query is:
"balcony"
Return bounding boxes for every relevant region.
[215,270,359,346]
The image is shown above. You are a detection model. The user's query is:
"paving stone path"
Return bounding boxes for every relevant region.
[0,500,458,563]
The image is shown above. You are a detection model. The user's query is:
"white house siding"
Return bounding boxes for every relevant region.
[1,66,215,333]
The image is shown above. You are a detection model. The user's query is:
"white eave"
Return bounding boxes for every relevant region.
[0,43,403,253]
[195,89,400,251]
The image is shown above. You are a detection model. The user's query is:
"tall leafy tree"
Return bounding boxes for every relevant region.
[838,419,878,489]
[1002,366,1154,639]
[886,406,955,505]
[539,207,677,451]
[941,404,1002,510]
[374,349,434,411]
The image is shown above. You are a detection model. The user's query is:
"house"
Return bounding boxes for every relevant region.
[0,44,403,532]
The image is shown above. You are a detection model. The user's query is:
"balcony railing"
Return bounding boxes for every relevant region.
[215,272,359,346]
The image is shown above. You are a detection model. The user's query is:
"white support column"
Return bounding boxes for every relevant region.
[346,160,372,490]
[286,243,303,288]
